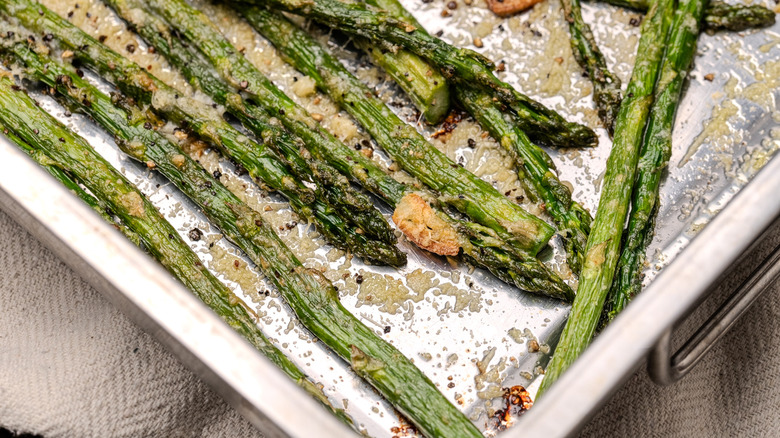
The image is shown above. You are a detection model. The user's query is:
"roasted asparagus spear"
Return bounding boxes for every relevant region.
[0,0,405,267]
[561,0,623,134]
[0,123,140,245]
[537,0,676,396]
[137,0,557,257]
[230,0,599,149]
[357,0,451,124]
[0,73,342,418]
[603,0,708,323]
[359,42,451,125]
[592,0,775,31]
[100,0,572,299]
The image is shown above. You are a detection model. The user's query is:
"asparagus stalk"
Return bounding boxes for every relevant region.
[561,0,623,135]
[1,0,405,267]
[455,85,592,273]
[232,5,556,257]
[603,0,707,323]
[355,0,593,273]
[0,73,343,417]
[359,42,451,125]
[139,0,556,257]
[0,123,141,244]
[233,0,599,149]
[703,1,775,31]
[355,0,451,125]
[591,0,775,31]
[120,12,397,249]
[537,0,676,396]
[5,42,483,438]
[8,41,498,434]
[99,0,572,299]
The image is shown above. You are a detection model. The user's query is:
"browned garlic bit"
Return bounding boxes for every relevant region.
[392,193,461,256]
[487,0,545,17]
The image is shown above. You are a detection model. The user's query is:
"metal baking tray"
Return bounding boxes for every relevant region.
[0,0,778,436]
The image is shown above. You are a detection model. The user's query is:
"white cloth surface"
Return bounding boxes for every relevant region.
[0,209,262,438]
[1,206,779,438]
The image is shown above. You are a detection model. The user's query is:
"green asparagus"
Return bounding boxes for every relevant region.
[140,0,556,257]
[703,1,775,31]
[1,0,406,267]
[105,0,573,301]
[603,0,708,323]
[0,73,341,417]
[4,40,493,435]
[455,85,592,273]
[114,5,397,248]
[233,0,599,149]
[355,0,593,273]
[359,43,451,125]
[592,0,775,31]
[357,0,450,125]
[538,0,676,396]
[562,0,623,134]
[232,6,557,256]
[0,122,140,244]
[6,40,484,438]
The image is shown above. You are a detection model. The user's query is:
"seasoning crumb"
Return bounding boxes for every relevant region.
[704,73,715,81]
[474,37,484,48]
[171,154,186,168]
[188,228,203,241]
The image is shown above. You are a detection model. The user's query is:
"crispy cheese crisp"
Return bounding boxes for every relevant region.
[392,193,460,256]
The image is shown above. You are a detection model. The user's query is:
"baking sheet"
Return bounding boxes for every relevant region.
[1,0,778,436]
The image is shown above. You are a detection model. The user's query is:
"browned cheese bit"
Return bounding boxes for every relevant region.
[392,193,461,256]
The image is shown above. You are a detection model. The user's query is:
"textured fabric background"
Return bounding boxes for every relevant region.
[1,206,779,438]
